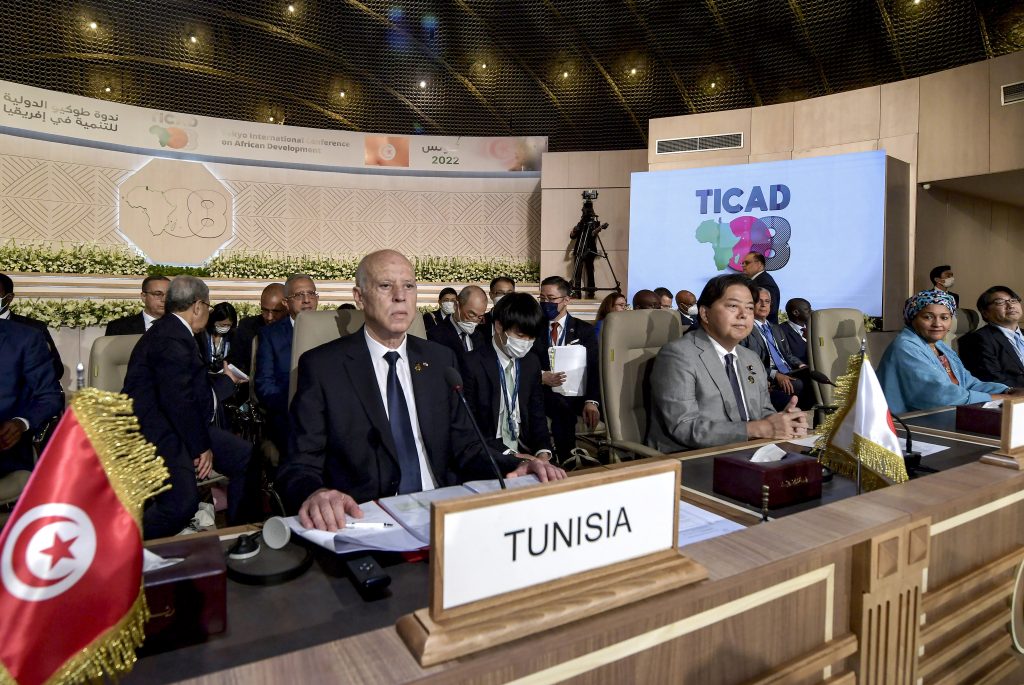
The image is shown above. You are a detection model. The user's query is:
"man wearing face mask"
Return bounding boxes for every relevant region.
[676,289,698,328]
[929,265,960,308]
[427,285,488,359]
[1,273,64,381]
[483,276,516,326]
[461,293,553,460]
[534,276,600,463]
[423,287,457,333]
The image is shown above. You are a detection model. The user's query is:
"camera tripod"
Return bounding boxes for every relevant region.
[570,221,621,299]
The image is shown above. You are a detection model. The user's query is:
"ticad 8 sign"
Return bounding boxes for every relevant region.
[628,150,887,315]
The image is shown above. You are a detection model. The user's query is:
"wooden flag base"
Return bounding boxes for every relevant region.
[980,453,1024,470]
[395,550,707,667]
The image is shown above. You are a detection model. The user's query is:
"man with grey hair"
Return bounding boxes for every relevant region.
[255,274,319,454]
[427,284,488,359]
[123,275,257,538]
[279,250,564,531]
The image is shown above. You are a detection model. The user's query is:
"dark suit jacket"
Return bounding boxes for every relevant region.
[422,309,448,333]
[782,322,808,364]
[462,341,552,455]
[254,316,293,416]
[531,313,600,405]
[105,311,147,336]
[278,329,520,512]
[427,317,488,360]
[122,316,216,465]
[229,315,264,374]
[742,320,804,375]
[10,313,63,380]
[752,271,781,323]
[679,312,697,328]
[958,325,1024,388]
[0,320,63,470]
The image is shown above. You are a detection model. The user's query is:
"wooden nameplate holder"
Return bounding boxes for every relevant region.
[980,397,1024,470]
[396,461,707,667]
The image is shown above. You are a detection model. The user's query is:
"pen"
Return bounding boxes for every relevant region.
[345,522,394,529]
[567,339,580,345]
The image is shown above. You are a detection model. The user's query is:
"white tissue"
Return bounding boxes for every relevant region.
[750,444,788,463]
[143,548,184,573]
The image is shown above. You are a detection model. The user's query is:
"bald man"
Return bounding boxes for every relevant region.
[676,289,697,327]
[632,289,661,310]
[278,250,565,531]
[229,282,286,375]
[427,284,489,359]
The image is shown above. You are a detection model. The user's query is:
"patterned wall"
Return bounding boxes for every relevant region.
[0,134,541,261]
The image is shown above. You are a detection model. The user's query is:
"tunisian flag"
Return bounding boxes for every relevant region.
[816,350,909,491]
[0,388,168,685]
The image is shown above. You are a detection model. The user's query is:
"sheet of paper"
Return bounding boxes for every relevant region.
[463,474,541,493]
[285,501,425,553]
[789,434,821,448]
[787,434,948,457]
[226,363,250,382]
[379,486,475,543]
[677,502,745,548]
[551,345,587,397]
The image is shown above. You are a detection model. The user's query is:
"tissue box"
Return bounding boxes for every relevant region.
[955,403,1001,437]
[141,536,226,653]
[712,452,822,509]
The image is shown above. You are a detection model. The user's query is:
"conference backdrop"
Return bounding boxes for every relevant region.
[628,150,887,315]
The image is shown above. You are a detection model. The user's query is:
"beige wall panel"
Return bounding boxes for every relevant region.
[539,189,569,251]
[793,86,880,151]
[880,135,919,285]
[566,151,601,188]
[648,108,751,164]
[879,78,920,139]
[792,140,877,159]
[989,50,1024,174]
[748,152,793,163]
[944,192,992,304]
[918,60,990,182]
[913,187,948,289]
[749,102,794,155]
[648,154,750,172]
[540,152,569,189]
[598,149,648,188]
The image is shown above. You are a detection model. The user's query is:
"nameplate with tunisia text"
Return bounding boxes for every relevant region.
[430,461,680,620]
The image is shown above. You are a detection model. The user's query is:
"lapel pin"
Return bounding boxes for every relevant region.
[414,363,423,372]
[747,375,755,384]
[747,365,755,373]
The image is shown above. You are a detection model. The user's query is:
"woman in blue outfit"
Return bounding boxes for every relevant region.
[877,290,1012,414]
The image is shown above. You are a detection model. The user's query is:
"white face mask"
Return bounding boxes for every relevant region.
[501,331,534,359]
[440,301,456,316]
[492,294,505,307]
[686,304,698,316]
[941,277,955,288]
[455,318,478,335]
[215,324,232,335]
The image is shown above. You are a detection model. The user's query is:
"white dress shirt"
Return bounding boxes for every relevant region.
[450,317,474,351]
[173,314,219,423]
[143,311,157,331]
[364,330,436,492]
[707,334,748,411]
[787,320,805,338]
[493,339,521,438]
[994,324,1024,367]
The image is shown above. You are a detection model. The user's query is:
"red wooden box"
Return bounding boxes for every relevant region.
[955,403,1002,437]
[713,452,822,509]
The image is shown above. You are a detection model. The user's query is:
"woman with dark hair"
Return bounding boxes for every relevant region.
[423,287,458,332]
[200,302,238,374]
[593,291,627,336]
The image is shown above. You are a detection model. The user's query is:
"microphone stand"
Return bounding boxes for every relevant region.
[446,369,507,490]
[891,413,938,477]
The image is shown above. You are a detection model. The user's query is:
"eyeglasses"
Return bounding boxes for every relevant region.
[196,300,211,308]
[538,295,566,303]
[990,297,1021,307]
[143,290,166,298]
[288,290,319,301]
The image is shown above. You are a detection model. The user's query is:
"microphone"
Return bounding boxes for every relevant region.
[806,369,833,386]
[891,413,937,476]
[443,367,507,490]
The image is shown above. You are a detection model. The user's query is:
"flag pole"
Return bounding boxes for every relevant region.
[855,338,867,495]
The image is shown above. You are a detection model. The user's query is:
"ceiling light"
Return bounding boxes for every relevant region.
[339,90,346,98]
[630,67,637,76]
[913,0,920,4]
[710,81,716,88]
[88,21,98,30]
[287,4,296,12]
[481,63,487,70]
[419,80,427,88]
[562,71,569,79]
[189,35,198,44]
[104,86,111,93]
[268,116,275,122]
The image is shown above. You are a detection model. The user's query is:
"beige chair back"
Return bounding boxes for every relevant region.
[943,309,963,351]
[88,334,143,392]
[865,330,898,367]
[809,308,866,407]
[600,309,684,451]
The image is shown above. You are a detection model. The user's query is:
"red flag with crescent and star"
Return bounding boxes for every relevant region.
[0,389,168,685]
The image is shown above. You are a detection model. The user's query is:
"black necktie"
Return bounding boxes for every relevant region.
[459,331,469,351]
[724,353,749,421]
[384,351,422,494]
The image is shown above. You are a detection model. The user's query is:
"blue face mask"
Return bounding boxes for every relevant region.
[541,302,560,320]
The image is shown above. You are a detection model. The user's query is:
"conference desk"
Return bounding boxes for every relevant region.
[131,414,1024,684]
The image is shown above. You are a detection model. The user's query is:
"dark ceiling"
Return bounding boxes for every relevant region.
[1,1,1021,151]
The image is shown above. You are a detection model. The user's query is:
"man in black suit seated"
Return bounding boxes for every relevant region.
[122,276,257,539]
[534,276,600,462]
[279,250,564,531]
[741,252,780,323]
[783,297,811,365]
[1,273,64,381]
[427,285,488,359]
[229,282,286,375]
[462,293,553,459]
[742,288,815,410]
[958,286,1024,388]
[675,289,697,328]
[105,275,170,336]
[0,319,63,478]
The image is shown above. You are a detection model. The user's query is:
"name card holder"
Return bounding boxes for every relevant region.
[981,397,1024,470]
[396,461,707,666]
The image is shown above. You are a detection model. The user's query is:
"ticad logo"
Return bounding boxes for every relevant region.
[693,184,792,272]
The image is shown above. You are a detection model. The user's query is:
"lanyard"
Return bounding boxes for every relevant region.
[550,319,568,346]
[496,355,521,439]
[208,334,229,360]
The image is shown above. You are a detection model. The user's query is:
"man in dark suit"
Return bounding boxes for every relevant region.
[534,276,600,462]
[1,273,64,380]
[482,276,516,326]
[0,319,63,477]
[675,289,698,328]
[462,293,553,458]
[783,297,811,365]
[427,285,489,360]
[929,265,960,307]
[741,252,780,323]
[104,275,170,336]
[423,287,457,333]
[742,288,816,410]
[278,250,564,531]
[229,282,286,374]
[959,286,1024,388]
[122,276,256,539]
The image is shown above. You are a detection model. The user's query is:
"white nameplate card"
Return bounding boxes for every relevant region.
[998,397,1024,457]
[430,461,680,620]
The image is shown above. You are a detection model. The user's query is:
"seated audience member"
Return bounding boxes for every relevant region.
[675,289,698,327]
[533,276,601,462]
[0,318,63,478]
[230,283,286,375]
[632,289,661,310]
[1,273,64,380]
[955,286,1024,388]
[462,293,553,459]
[654,287,674,310]
[594,291,627,336]
[278,250,564,530]
[742,289,815,410]
[427,285,488,358]
[647,274,808,451]
[929,264,960,307]
[255,274,319,452]
[783,297,811,364]
[122,276,256,539]
[105,274,170,336]
[423,287,457,332]
[877,290,1011,414]
[741,252,780,323]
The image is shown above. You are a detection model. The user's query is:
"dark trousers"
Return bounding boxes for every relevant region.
[143,426,259,539]
[768,375,816,412]
[545,393,583,462]
[0,438,34,478]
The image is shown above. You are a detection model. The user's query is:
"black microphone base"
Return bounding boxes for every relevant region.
[904,452,938,477]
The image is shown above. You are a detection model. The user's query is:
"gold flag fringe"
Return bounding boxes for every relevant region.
[814,351,908,491]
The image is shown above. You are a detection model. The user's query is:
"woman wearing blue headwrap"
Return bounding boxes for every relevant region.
[877,290,1011,413]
